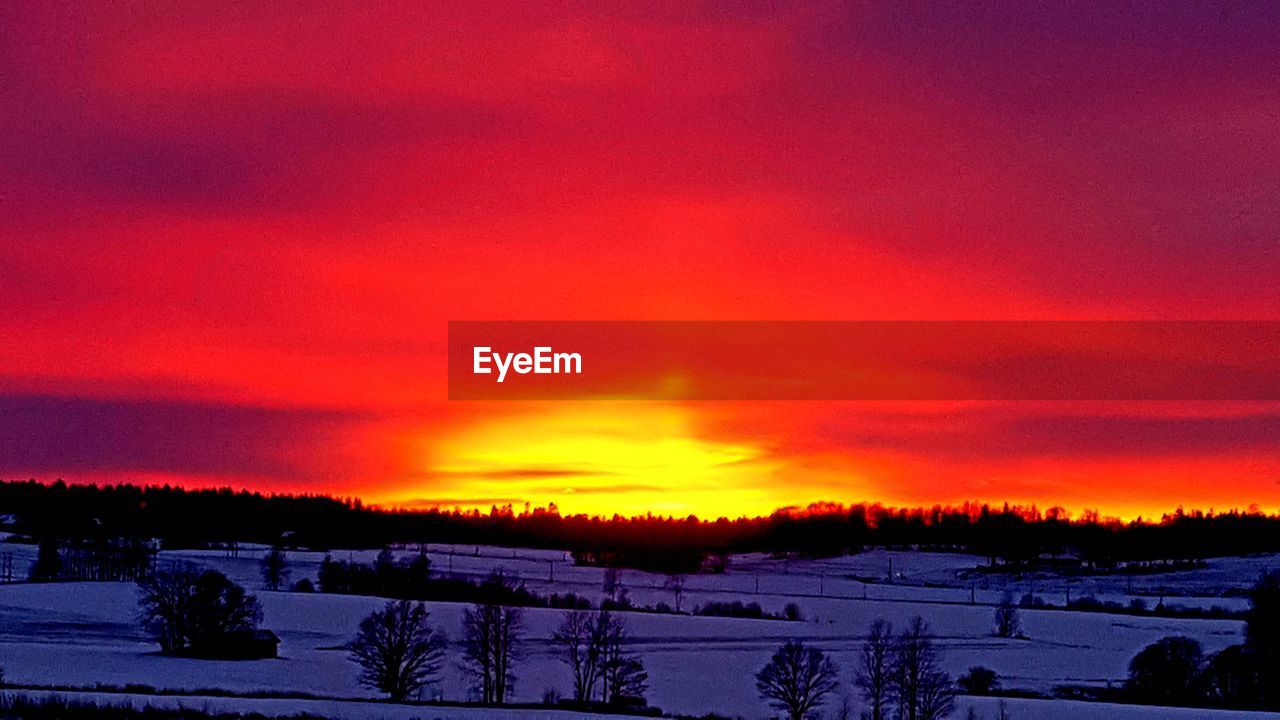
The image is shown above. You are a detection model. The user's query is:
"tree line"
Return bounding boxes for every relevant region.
[1122,571,1280,711]
[7,480,1280,572]
[306,549,799,621]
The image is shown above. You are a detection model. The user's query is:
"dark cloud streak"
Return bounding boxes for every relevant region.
[0,393,369,481]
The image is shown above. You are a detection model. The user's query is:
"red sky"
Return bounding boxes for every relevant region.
[3,2,1279,518]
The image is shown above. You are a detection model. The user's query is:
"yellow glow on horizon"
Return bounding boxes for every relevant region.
[385,404,829,518]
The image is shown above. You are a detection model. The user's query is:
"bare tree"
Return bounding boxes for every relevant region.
[462,601,524,704]
[855,619,895,720]
[348,600,446,702]
[993,592,1021,638]
[894,617,955,720]
[552,610,604,703]
[551,609,647,708]
[755,640,839,720]
[602,567,621,602]
[665,575,686,612]
[605,654,648,707]
[260,545,289,591]
[28,538,62,581]
[137,564,199,653]
[137,565,261,655]
[598,611,647,706]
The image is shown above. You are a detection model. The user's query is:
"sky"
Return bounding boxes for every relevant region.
[2,2,1279,519]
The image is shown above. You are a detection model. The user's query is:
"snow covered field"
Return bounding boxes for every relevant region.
[2,540,1279,719]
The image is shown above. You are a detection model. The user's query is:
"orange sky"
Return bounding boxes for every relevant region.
[2,2,1280,519]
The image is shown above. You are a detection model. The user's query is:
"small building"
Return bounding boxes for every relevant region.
[189,630,280,660]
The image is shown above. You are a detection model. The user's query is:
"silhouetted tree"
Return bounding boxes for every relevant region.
[605,654,648,707]
[993,592,1021,638]
[1127,636,1203,705]
[665,575,686,612]
[894,617,955,720]
[602,567,621,602]
[855,619,895,720]
[348,600,446,702]
[1200,644,1261,708]
[551,609,646,708]
[598,611,647,707]
[958,666,1000,695]
[137,565,260,655]
[552,610,604,704]
[1245,571,1280,708]
[374,548,398,585]
[462,599,523,704]
[755,640,839,720]
[260,545,289,591]
[28,538,62,581]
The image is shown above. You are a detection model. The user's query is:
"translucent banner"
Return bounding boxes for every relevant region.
[447,321,1280,400]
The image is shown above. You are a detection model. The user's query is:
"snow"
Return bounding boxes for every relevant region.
[2,540,1280,718]
[4,690,640,720]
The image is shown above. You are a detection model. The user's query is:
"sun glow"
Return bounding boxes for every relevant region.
[391,404,798,517]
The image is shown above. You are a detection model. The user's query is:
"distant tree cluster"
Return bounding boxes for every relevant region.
[694,599,794,621]
[754,617,955,720]
[136,565,262,656]
[0,695,334,720]
[316,551,589,610]
[9,480,1280,573]
[28,536,153,582]
[1125,571,1280,710]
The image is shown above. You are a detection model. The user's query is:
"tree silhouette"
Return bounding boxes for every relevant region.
[137,565,260,655]
[993,592,1021,638]
[755,640,839,720]
[462,599,523,704]
[1127,635,1203,705]
[665,575,686,612]
[552,610,604,703]
[260,545,289,591]
[894,617,954,720]
[1201,644,1261,708]
[855,619,895,720]
[957,666,999,695]
[29,538,62,581]
[1245,571,1280,707]
[348,600,446,702]
[598,611,647,706]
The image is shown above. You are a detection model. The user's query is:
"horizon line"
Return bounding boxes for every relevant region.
[5,478,1277,526]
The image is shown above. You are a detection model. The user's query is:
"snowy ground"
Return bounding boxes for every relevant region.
[1,539,1279,719]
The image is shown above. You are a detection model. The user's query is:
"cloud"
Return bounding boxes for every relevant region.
[0,393,370,482]
[391,497,528,510]
[430,468,620,480]
[821,406,1280,461]
[1,1,1279,515]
